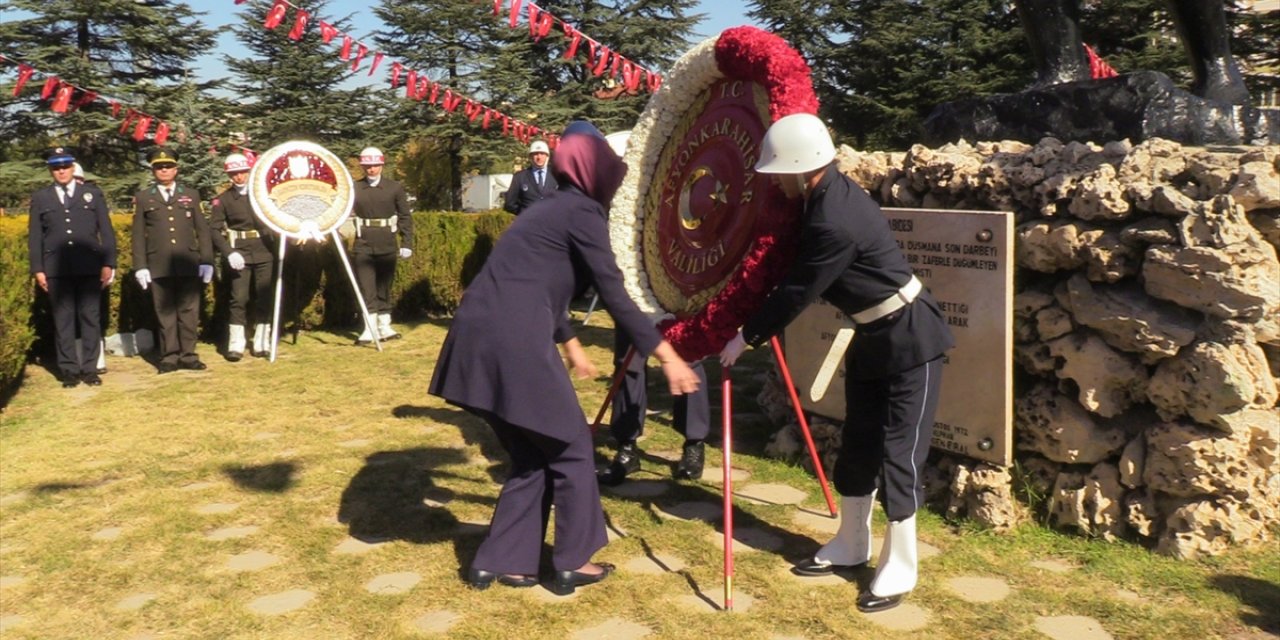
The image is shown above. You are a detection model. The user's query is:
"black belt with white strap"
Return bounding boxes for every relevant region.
[356,217,394,227]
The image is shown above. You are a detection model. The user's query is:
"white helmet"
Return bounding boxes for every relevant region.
[223,153,252,173]
[605,131,631,158]
[754,113,835,174]
[72,162,85,180]
[359,147,385,165]
[529,140,550,155]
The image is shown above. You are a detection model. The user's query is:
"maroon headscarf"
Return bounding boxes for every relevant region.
[550,121,628,209]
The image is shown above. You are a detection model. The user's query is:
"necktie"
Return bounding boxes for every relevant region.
[536,169,544,188]
[59,184,69,205]
[163,187,171,203]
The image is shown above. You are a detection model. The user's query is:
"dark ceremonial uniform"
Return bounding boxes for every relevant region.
[132,182,214,368]
[430,188,663,576]
[351,176,412,314]
[610,331,710,446]
[741,165,954,521]
[28,180,116,380]
[503,165,558,215]
[210,186,275,325]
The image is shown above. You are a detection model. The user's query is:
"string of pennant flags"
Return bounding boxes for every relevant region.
[1,0,665,156]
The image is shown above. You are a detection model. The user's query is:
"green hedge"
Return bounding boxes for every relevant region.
[0,210,512,398]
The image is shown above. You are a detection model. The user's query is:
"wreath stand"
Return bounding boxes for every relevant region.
[591,336,838,611]
[265,229,381,362]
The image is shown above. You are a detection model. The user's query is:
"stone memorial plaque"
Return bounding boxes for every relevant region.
[782,208,1013,466]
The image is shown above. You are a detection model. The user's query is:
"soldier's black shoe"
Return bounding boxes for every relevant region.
[157,362,179,374]
[225,351,243,363]
[597,444,641,486]
[81,373,103,386]
[60,374,81,388]
[856,591,906,613]
[96,367,107,374]
[180,360,207,371]
[674,441,705,480]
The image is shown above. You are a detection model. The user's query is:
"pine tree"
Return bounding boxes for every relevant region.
[373,0,699,209]
[0,0,217,207]
[224,0,377,163]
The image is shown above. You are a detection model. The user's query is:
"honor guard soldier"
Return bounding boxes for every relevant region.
[210,153,275,361]
[352,146,413,344]
[28,147,116,387]
[131,147,215,373]
[720,114,954,613]
[503,140,557,215]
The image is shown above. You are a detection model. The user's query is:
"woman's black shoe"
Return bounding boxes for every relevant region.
[466,568,496,590]
[496,574,538,588]
[549,563,614,595]
[674,441,705,480]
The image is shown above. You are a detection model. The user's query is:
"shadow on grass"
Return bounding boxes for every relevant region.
[392,404,507,482]
[337,446,495,546]
[1209,574,1280,633]
[223,462,296,493]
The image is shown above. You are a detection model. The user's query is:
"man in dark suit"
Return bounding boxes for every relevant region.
[210,152,275,361]
[503,140,557,215]
[720,114,954,613]
[131,147,215,373]
[352,146,414,345]
[27,147,116,387]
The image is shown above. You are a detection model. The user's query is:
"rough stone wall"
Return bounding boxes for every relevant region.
[760,137,1280,558]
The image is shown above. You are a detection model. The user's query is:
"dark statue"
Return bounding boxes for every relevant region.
[924,0,1279,146]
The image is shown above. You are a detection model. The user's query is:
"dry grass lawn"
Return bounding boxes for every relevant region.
[1,311,1276,639]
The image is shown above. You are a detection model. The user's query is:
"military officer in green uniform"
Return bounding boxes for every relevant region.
[210,152,275,361]
[131,147,215,373]
[352,146,413,344]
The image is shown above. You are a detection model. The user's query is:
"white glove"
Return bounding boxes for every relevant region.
[398,247,413,260]
[719,330,748,367]
[198,264,214,284]
[134,269,151,290]
[227,251,245,271]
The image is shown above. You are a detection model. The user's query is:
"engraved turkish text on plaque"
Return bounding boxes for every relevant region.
[782,208,1014,466]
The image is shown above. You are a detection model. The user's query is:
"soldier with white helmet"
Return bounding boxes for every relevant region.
[719,113,954,613]
[503,140,557,215]
[210,151,276,361]
[352,146,413,344]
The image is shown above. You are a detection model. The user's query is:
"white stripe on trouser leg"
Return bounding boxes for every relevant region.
[813,492,876,567]
[908,360,933,514]
[869,514,917,597]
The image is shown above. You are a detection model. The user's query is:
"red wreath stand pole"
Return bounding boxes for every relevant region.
[770,337,838,517]
[591,346,637,433]
[721,364,735,612]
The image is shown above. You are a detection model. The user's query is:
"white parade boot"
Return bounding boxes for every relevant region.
[226,324,246,362]
[95,339,107,373]
[356,319,375,345]
[377,313,400,340]
[793,492,876,576]
[858,514,918,613]
[252,323,272,357]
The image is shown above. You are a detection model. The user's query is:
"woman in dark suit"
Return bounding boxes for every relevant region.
[429,122,700,595]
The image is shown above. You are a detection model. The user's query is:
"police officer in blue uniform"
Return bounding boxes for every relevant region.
[28,147,116,387]
[503,140,558,215]
[720,114,954,613]
[131,147,215,373]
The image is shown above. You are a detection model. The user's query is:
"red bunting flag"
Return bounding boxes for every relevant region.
[340,36,353,60]
[389,62,403,87]
[119,109,137,134]
[132,115,152,141]
[288,10,310,41]
[110,100,121,117]
[442,90,462,112]
[531,11,553,41]
[263,1,287,30]
[404,70,417,99]
[646,71,662,93]
[72,89,98,111]
[50,83,73,113]
[40,76,58,100]
[154,121,170,145]
[319,21,338,44]
[13,64,34,96]
[367,52,384,76]
[508,0,523,28]
[428,83,440,104]
[351,43,368,71]
[482,108,493,129]
[493,0,502,15]
[562,23,582,59]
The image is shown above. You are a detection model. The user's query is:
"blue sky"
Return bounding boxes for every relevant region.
[195,0,759,84]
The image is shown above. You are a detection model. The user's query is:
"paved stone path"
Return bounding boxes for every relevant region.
[570,617,653,639]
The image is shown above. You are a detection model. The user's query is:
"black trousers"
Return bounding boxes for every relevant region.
[47,275,102,377]
[226,260,274,325]
[835,357,944,522]
[471,414,607,575]
[610,331,710,445]
[353,251,396,314]
[150,276,202,365]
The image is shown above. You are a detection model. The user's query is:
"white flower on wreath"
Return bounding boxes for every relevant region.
[610,35,724,319]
